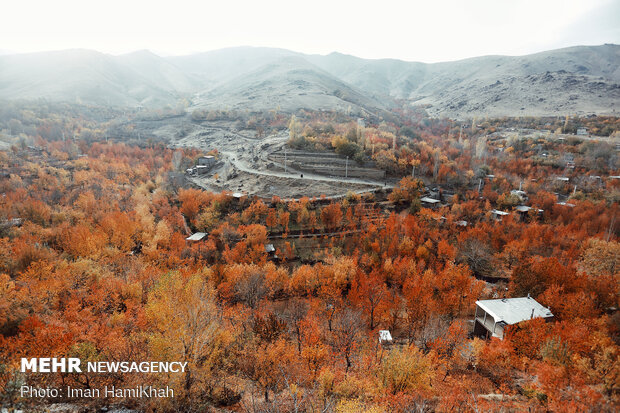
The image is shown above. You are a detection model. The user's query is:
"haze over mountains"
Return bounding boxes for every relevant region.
[0,44,618,117]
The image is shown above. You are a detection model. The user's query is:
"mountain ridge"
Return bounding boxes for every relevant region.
[0,44,617,117]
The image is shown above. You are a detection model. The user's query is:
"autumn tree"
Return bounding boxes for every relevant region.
[146,272,234,405]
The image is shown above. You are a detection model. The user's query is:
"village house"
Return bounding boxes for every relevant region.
[265,244,279,261]
[186,232,208,242]
[197,155,216,167]
[556,201,575,207]
[473,296,554,340]
[378,330,393,344]
[491,209,510,221]
[231,192,245,203]
[420,196,441,209]
[515,205,543,221]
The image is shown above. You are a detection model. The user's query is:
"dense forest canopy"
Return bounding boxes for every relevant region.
[0,102,618,412]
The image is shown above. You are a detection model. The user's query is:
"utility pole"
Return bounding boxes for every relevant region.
[345,156,349,178]
[478,178,482,193]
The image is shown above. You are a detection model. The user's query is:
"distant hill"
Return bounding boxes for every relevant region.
[0,44,618,117]
[190,55,388,115]
[167,46,298,85]
[0,49,193,107]
[307,44,620,117]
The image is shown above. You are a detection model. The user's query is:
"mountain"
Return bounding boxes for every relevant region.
[167,46,299,85]
[307,44,620,117]
[0,49,194,107]
[115,50,201,93]
[0,44,618,117]
[190,55,388,115]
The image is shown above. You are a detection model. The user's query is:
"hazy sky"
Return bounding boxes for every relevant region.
[3,0,619,62]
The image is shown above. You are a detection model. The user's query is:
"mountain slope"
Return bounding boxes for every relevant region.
[115,50,201,92]
[167,46,300,86]
[0,44,617,116]
[0,49,190,107]
[190,55,389,115]
[308,44,620,117]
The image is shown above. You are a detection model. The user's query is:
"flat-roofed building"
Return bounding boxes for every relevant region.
[515,205,543,220]
[420,196,441,208]
[378,330,393,343]
[491,209,510,221]
[197,155,216,167]
[473,297,553,340]
[186,232,207,242]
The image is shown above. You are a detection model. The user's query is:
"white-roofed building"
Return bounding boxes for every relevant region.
[420,197,441,208]
[515,205,543,220]
[378,330,393,343]
[491,209,510,221]
[186,232,208,242]
[195,165,211,175]
[515,205,532,213]
[473,297,554,340]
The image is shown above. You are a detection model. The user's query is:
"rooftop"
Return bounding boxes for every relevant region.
[420,196,440,204]
[491,209,510,216]
[186,232,207,241]
[515,205,543,213]
[476,297,553,326]
[378,330,393,342]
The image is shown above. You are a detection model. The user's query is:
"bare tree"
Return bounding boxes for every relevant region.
[330,308,363,373]
[235,270,267,309]
[457,238,494,278]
